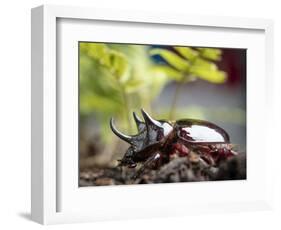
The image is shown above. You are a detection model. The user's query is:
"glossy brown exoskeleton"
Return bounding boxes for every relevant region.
[110,109,237,176]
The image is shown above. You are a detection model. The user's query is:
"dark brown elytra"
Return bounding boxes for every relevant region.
[110,109,237,176]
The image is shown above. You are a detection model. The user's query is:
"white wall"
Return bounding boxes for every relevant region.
[0,0,280,229]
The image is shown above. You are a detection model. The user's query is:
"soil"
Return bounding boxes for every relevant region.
[79,152,246,186]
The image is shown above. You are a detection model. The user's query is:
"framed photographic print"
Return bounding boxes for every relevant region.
[31,5,274,224]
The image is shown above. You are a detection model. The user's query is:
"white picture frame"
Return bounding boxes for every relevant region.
[31,4,274,225]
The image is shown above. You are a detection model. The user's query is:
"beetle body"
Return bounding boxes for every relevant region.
[110,109,237,175]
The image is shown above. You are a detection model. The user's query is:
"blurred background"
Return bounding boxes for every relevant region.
[79,42,246,169]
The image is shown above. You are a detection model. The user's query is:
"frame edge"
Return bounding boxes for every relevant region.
[31,5,44,224]
[31,4,275,224]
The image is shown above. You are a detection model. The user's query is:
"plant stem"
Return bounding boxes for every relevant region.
[120,85,132,132]
[168,81,183,120]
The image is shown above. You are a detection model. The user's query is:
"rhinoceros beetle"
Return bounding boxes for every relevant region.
[110,109,237,176]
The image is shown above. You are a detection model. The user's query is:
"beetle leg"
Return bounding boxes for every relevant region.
[169,142,190,158]
[207,144,238,165]
[133,152,161,179]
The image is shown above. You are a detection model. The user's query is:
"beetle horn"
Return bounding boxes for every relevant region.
[132,112,145,131]
[141,109,162,127]
[110,118,132,143]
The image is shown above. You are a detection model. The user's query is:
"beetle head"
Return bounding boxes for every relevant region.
[110,109,173,158]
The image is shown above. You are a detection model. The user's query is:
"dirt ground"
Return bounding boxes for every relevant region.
[79,152,246,186]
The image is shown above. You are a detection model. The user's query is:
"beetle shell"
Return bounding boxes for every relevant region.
[175,119,230,144]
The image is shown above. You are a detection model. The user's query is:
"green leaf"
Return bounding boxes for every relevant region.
[108,50,129,81]
[81,43,130,82]
[197,48,222,61]
[174,47,198,60]
[150,48,190,71]
[190,66,227,83]
[151,65,183,81]
[193,58,218,70]
[124,79,144,93]
[85,43,111,66]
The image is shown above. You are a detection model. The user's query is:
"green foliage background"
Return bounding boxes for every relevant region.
[79,42,228,143]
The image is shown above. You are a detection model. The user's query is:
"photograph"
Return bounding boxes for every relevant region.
[78,42,247,186]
